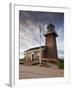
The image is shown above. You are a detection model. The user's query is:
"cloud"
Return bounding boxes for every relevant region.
[57,27,64,50]
[58,50,64,59]
[19,18,41,53]
[19,11,64,59]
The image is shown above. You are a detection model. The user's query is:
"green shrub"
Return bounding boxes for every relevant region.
[58,60,64,69]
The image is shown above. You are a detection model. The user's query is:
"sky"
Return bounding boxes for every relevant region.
[19,10,64,59]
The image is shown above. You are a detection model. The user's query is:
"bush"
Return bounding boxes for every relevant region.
[58,60,64,69]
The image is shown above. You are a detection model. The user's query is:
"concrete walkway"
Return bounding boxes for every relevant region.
[19,64,64,79]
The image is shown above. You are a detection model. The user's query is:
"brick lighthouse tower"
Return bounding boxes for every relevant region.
[44,24,58,60]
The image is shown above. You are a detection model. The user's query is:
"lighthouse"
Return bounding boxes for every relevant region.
[44,24,58,60]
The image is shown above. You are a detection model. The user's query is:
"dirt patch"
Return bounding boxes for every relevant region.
[19,64,64,79]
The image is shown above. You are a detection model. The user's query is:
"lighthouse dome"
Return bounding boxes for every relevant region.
[47,23,55,32]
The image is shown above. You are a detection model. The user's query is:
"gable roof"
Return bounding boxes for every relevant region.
[25,46,47,52]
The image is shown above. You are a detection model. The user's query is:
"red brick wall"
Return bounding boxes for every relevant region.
[43,49,48,58]
[45,34,58,59]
